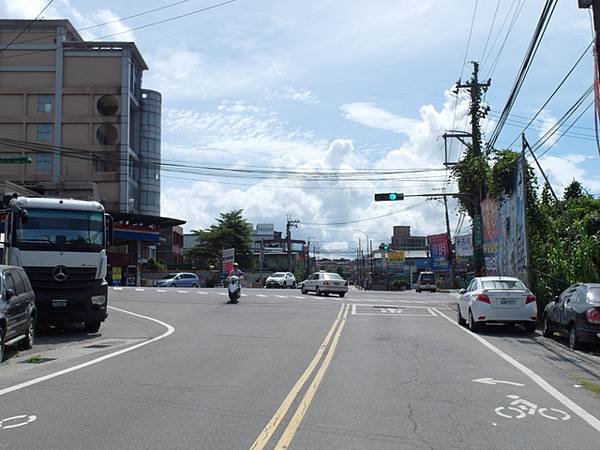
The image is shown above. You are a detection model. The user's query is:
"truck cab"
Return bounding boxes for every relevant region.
[2,197,112,332]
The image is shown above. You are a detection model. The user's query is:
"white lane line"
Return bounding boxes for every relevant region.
[197,291,208,295]
[0,306,175,397]
[177,290,188,294]
[294,296,305,299]
[113,287,123,291]
[218,293,227,296]
[433,307,600,433]
[156,289,166,293]
[256,294,267,298]
[275,295,288,299]
[427,308,438,317]
[241,294,248,297]
[352,304,357,315]
[135,288,144,292]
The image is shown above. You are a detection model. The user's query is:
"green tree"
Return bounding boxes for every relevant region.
[185,210,254,270]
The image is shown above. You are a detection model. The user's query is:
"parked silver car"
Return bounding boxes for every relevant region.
[301,271,348,297]
[154,273,200,288]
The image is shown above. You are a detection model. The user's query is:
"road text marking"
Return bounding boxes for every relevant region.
[433,307,600,433]
[0,415,37,430]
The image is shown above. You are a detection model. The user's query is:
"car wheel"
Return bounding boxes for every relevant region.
[416,290,420,293]
[0,326,5,362]
[468,310,479,332]
[324,292,330,297]
[542,315,553,338]
[457,306,466,326]
[569,325,581,350]
[523,322,536,333]
[301,287,307,295]
[339,292,345,297]
[293,282,297,289]
[20,313,36,350]
[316,287,322,296]
[84,322,101,333]
[191,283,198,288]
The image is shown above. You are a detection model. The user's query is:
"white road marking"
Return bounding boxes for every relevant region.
[275,295,288,299]
[135,288,144,292]
[0,307,175,398]
[0,414,37,430]
[218,293,227,296]
[427,308,438,316]
[177,290,188,294]
[156,289,166,293]
[473,378,524,387]
[256,294,267,298]
[433,307,600,433]
[197,291,208,295]
[293,296,305,299]
[113,287,123,291]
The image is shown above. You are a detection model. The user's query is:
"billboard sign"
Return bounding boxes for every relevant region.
[256,224,274,235]
[428,234,449,272]
[455,233,473,257]
[387,251,406,262]
[222,248,235,273]
[481,197,499,275]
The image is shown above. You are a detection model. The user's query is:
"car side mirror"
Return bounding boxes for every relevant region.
[459,289,465,295]
[554,296,559,302]
[5,288,15,300]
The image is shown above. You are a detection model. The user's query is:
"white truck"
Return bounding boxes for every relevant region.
[1,196,113,332]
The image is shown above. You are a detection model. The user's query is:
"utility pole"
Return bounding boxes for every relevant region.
[259,239,265,286]
[578,1,600,147]
[454,61,490,276]
[286,216,299,272]
[443,194,456,288]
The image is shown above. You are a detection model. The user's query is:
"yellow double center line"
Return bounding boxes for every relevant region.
[250,303,350,450]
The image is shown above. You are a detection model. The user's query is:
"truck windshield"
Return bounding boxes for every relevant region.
[15,208,104,250]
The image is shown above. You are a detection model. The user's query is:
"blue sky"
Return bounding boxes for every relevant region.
[3,0,598,256]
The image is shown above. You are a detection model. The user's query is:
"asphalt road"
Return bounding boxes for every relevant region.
[1,287,600,449]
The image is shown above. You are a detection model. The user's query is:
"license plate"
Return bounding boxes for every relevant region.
[334,282,340,286]
[52,299,67,307]
[500,299,516,305]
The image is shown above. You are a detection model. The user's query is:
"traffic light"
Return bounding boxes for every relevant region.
[383,243,389,252]
[374,193,404,201]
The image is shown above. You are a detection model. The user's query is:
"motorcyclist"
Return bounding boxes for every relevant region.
[229,263,244,278]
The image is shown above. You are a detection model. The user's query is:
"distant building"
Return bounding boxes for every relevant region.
[157,225,184,266]
[391,226,427,251]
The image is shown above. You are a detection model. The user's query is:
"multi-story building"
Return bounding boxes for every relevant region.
[157,225,184,266]
[0,19,160,215]
[391,226,427,251]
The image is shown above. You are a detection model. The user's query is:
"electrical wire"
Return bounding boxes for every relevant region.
[486,0,527,80]
[487,0,558,150]
[504,40,593,149]
[0,0,55,54]
[480,0,503,64]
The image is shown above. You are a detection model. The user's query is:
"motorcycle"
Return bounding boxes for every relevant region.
[227,275,241,303]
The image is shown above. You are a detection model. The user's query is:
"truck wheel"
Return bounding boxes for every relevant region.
[84,322,101,333]
[20,313,36,350]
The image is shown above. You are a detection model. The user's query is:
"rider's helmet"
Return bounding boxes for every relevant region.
[234,263,239,268]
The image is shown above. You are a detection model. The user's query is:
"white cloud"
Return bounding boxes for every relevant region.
[340,103,420,134]
[536,111,559,147]
[266,86,320,104]
[539,153,600,195]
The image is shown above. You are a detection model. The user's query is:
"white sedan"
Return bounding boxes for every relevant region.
[457,276,537,332]
[301,271,348,297]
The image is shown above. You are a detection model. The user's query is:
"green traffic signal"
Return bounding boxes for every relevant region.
[374,192,404,201]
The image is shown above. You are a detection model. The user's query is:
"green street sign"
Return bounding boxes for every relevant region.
[0,156,32,164]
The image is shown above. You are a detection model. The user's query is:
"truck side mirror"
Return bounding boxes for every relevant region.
[5,288,15,300]
[20,209,28,224]
[106,214,114,246]
[459,289,465,295]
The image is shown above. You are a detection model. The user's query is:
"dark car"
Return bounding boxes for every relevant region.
[542,283,600,350]
[415,271,437,293]
[0,265,37,362]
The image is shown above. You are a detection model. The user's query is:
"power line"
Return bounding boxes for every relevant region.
[487,0,558,150]
[481,0,523,72]
[93,0,240,40]
[0,0,55,54]
[300,205,420,226]
[480,0,503,64]
[505,40,593,149]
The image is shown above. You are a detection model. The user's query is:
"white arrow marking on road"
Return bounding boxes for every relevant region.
[473,378,525,387]
[0,414,37,430]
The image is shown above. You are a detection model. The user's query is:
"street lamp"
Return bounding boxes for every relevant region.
[353,229,371,289]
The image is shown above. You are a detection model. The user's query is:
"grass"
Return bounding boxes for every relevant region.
[578,379,600,396]
[24,354,44,364]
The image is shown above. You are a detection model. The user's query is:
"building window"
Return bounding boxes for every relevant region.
[36,123,52,142]
[36,153,52,171]
[37,95,52,113]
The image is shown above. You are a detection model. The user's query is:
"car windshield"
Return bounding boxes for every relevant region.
[482,280,526,290]
[271,273,285,278]
[324,273,343,280]
[161,273,178,279]
[420,274,435,282]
